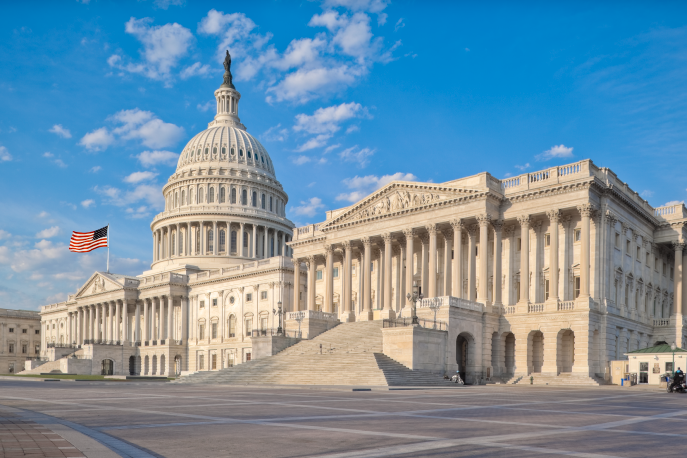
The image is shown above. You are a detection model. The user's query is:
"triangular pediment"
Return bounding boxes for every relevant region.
[75,272,124,298]
[322,181,480,228]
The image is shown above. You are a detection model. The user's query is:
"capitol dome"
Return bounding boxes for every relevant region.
[149,52,294,272]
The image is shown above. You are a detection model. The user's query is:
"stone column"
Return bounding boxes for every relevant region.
[122,301,129,344]
[109,301,115,342]
[398,241,406,312]
[252,224,257,258]
[518,215,531,305]
[181,296,189,343]
[212,221,218,255]
[342,242,353,321]
[451,219,464,299]
[492,220,503,307]
[683,249,687,319]
[547,210,561,304]
[307,256,316,311]
[158,297,164,341]
[361,236,373,321]
[166,227,171,259]
[426,224,437,298]
[115,300,121,342]
[292,258,301,311]
[442,230,452,297]
[142,299,149,342]
[95,303,100,342]
[382,233,394,318]
[467,225,477,302]
[578,204,594,300]
[132,300,139,343]
[325,245,334,313]
[239,223,245,256]
[420,233,429,296]
[477,215,491,304]
[168,296,174,341]
[264,227,269,258]
[281,232,286,256]
[153,231,157,262]
[673,242,685,316]
[403,229,414,311]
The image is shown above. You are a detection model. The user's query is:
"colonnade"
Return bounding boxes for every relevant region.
[64,296,189,346]
[292,207,596,319]
[153,222,291,262]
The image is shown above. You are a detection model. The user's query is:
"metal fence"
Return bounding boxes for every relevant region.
[250,329,302,338]
[382,317,448,331]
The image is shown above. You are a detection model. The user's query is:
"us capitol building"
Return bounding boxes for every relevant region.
[33,55,687,385]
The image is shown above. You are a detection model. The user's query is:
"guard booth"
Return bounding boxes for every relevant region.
[624,344,687,385]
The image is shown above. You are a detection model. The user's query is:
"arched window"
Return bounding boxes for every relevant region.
[239,149,244,157]
[228,315,236,338]
[197,149,201,157]
[172,233,176,255]
[231,188,236,204]
[205,147,209,155]
[252,191,257,207]
[269,196,273,212]
[261,194,266,209]
[231,147,234,155]
[261,156,265,163]
[222,147,226,155]
[241,189,247,205]
[244,232,249,247]
[199,188,204,203]
[213,147,217,155]
[248,150,252,159]
[181,190,186,205]
[174,192,178,208]
[189,188,194,204]
[207,229,214,252]
[220,187,226,203]
[209,187,215,203]
[195,228,200,253]
[231,230,237,253]
[219,230,226,252]
[271,238,274,257]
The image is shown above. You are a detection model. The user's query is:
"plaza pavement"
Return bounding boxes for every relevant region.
[0,381,682,458]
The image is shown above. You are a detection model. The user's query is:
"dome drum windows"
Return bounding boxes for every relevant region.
[213,147,217,155]
[209,187,215,203]
[231,187,237,204]
[247,150,252,159]
[261,194,266,210]
[205,148,209,156]
[220,187,226,203]
[222,147,226,155]
[252,191,257,207]
[241,189,248,205]
[219,229,226,253]
[239,149,244,157]
[231,230,237,254]
[199,187,205,203]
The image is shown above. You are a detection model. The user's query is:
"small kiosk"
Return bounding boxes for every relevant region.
[625,344,687,385]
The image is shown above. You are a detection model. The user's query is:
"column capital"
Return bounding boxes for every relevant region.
[503,225,516,237]
[578,203,596,218]
[342,240,352,250]
[291,257,300,266]
[441,228,452,240]
[418,232,430,244]
[490,219,504,232]
[305,255,315,268]
[402,228,414,238]
[517,214,530,227]
[450,218,464,231]
[324,244,333,255]
[425,223,437,235]
[546,209,561,223]
[395,235,406,246]
[476,214,491,227]
[673,241,686,252]
[382,232,393,244]
[467,224,478,237]
[361,236,372,247]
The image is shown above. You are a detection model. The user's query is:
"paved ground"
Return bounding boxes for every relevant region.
[0,381,683,458]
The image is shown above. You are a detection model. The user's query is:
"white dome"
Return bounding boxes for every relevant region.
[176,124,276,177]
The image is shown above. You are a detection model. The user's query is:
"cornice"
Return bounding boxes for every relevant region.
[151,210,295,229]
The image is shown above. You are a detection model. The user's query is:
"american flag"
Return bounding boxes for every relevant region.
[69,226,108,253]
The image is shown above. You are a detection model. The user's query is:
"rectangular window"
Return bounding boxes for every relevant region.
[212,354,217,370]
[333,267,339,278]
[545,279,550,300]
[615,233,620,248]
[545,234,550,247]
[246,293,253,302]
[34,344,40,354]
[574,229,581,242]
[212,298,217,306]
[574,276,581,298]
[199,300,205,308]
[8,344,14,353]
[211,323,218,339]
[246,352,252,362]
[199,325,205,340]
[646,253,650,264]
[671,267,674,279]
[663,263,667,275]
[199,354,205,370]
[35,330,39,335]
[370,262,374,272]
[228,353,235,367]
[316,270,323,280]
[22,344,27,354]
[517,238,521,251]
[626,240,631,253]
[667,362,674,373]
[636,247,641,258]
[260,317,268,331]
[352,265,356,275]
[656,257,659,271]
[8,328,13,333]
[261,291,267,300]
[22,329,27,334]
[245,319,253,336]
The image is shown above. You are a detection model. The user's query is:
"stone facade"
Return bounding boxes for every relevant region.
[0,308,41,374]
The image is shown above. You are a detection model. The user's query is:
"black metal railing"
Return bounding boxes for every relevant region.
[47,343,78,349]
[26,356,49,361]
[382,317,448,331]
[249,328,302,338]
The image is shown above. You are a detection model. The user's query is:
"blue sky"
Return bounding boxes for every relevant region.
[2,0,687,310]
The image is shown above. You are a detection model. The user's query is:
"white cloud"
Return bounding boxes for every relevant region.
[339,145,375,167]
[180,62,212,79]
[136,150,179,167]
[322,0,390,13]
[89,166,102,173]
[0,146,12,162]
[81,199,95,208]
[37,211,49,218]
[395,18,405,31]
[266,65,363,104]
[108,17,194,85]
[290,197,325,217]
[346,125,359,134]
[664,200,685,206]
[537,144,574,161]
[335,172,416,202]
[95,182,164,210]
[124,171,158,183]
[514,163,531,171]
[154,0,184,9]
[0,229,11,240]
[640,190,654,198]
[36,226,60,239]
[292,155,311,165]
[43,152,66,168]
[295,134,332,152]
[43,152,53,158]
[197,101,214,112]
[79,127,115,151]
[125,205,150,219]
[49,124,72,138]
[294,102,369,134]
[324,143,341,154]
[263,124,288,142]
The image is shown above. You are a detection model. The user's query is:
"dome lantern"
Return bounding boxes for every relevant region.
[210,50,245,131]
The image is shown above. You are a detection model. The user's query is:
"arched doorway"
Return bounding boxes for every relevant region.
[129,356,136,376]
[174,356,182,376]
[152,355,158,375]
[491,332,500,376]
[504,333,515,375]
[557,329,575,373]
[160,354,166,375]
[101,359,114,376]
[456,332,475,383]
[144,355,149,375]
[528,331,544,374]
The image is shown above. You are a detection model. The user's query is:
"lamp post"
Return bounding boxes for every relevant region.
[672,342,677,376]
[405,285,423,325]
[273,301,283,336]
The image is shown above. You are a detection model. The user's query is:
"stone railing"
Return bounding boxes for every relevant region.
[501,160,592,195]
[654,203,687,221]
[558,301,575,311]
[292,223,323,241]
[419,296,484,312]
[528,303,544,313]
[285,310,338,321]
[504,306,515,315]
[654,319,671,327]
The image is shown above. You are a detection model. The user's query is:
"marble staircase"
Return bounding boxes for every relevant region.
[506,372,605,386]
[177,321,452,387]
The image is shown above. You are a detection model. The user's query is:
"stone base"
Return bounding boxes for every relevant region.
[252,335,301,360]
[285,310,340,339]
[379,309,396,320]
[382,325,447,373]
[340,311,356,322]
[357,310,374,321]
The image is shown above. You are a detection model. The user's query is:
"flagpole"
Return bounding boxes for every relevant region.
[107,224,110,273]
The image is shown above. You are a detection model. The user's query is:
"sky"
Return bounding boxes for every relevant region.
[2,0,687,310]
